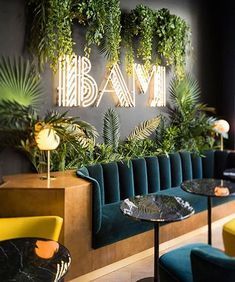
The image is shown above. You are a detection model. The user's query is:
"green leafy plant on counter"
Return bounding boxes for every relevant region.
[0,56,43,109]
[127,116,161,141]
[156,75,216,154]
[118,139,157,161]
[0,100,97,172]
[103,108,120,151]
[155,118,180,155]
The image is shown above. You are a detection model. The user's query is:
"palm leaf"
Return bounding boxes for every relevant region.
[103,108,120,150]
[43,111,97,149]
[0,56,43,109]
[169,74,201,110]
[127,116,161,141]
[0,100,38,131]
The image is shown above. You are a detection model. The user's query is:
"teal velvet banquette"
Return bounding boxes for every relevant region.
[77,150,235,249]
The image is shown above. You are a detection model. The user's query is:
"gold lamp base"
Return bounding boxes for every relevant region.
[39,151,56,184]
[40,175,56,180]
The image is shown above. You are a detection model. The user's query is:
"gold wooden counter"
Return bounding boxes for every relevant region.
[1,171,235,281]
[0,170,92,281]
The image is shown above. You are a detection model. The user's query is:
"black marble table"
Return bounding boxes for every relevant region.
[181,178,235,245]
[120,194,194,282]
[0,237,71,281]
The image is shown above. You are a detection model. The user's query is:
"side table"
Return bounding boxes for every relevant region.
[120,194,194,282]
[0,237,71,281]
[181,178,235,245]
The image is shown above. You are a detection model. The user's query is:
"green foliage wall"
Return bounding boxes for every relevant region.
[26,0,191,77]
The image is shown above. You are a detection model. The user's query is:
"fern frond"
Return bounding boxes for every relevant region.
[127,116,161,141]
[103,108,120,150]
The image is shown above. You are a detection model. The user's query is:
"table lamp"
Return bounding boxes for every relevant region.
[213,119,230,150]
[35,127,60,180]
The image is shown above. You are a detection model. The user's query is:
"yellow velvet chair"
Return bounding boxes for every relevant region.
[223,218,235,256]
[0,216,63,241]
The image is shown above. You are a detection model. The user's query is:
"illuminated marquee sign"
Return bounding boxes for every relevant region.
[58,55,98,107]
[57,55,166,107]
[133,64,166,107]
[95,64,134,107]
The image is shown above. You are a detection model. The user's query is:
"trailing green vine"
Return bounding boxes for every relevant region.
[155,8,190,78]
[122,5,155,72]
[122,6,190,77]
[26,1,190,77]
[27,0,74,71]
[72,0,121,66]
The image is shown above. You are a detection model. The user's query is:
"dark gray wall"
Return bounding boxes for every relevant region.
[0,0,200,139]
[1,0,234,174]
[53,0,200,140]
[198,0,235,149]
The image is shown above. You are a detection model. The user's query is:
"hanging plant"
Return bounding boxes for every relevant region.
[72,0,121,66]
[155,8,190,78]
[122,5,156,73]
[26,0,74,71]
[122,6,190,77]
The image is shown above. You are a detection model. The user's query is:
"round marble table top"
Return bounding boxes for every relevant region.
[181,178,235,197]
[0,237,71,282]
[120,194,194,223]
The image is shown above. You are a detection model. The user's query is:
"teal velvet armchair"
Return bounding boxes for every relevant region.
[159,243,235,282]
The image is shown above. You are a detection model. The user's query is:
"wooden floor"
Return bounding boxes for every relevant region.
[71,214,234,282]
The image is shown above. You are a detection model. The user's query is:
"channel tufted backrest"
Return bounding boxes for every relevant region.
[117,161,135,200]
[132,158,148,196]
[191,154,203,179]
[78,150,235,207]
[102,162,120,204]
[145,157,160,193]
[86,164,105,205]
[202,150,214,178]
[169,153,183,187]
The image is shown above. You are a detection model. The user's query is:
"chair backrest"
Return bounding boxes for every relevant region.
[191,246,235,282]
[0,216,63,241]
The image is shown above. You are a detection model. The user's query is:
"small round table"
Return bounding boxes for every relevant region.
[181,178,235,245]
[0,237,71,281]
[120,194,194,282]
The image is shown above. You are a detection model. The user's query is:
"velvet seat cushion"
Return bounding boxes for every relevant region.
[159,243,206,282]
[93,202,153,249]
[159,243,214,282]
[159,243,235,282]
[191,244,235,282]
[93,188,235,248]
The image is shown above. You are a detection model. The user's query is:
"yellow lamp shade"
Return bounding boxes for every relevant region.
[213,119,230,134]
[35,128,60,150]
